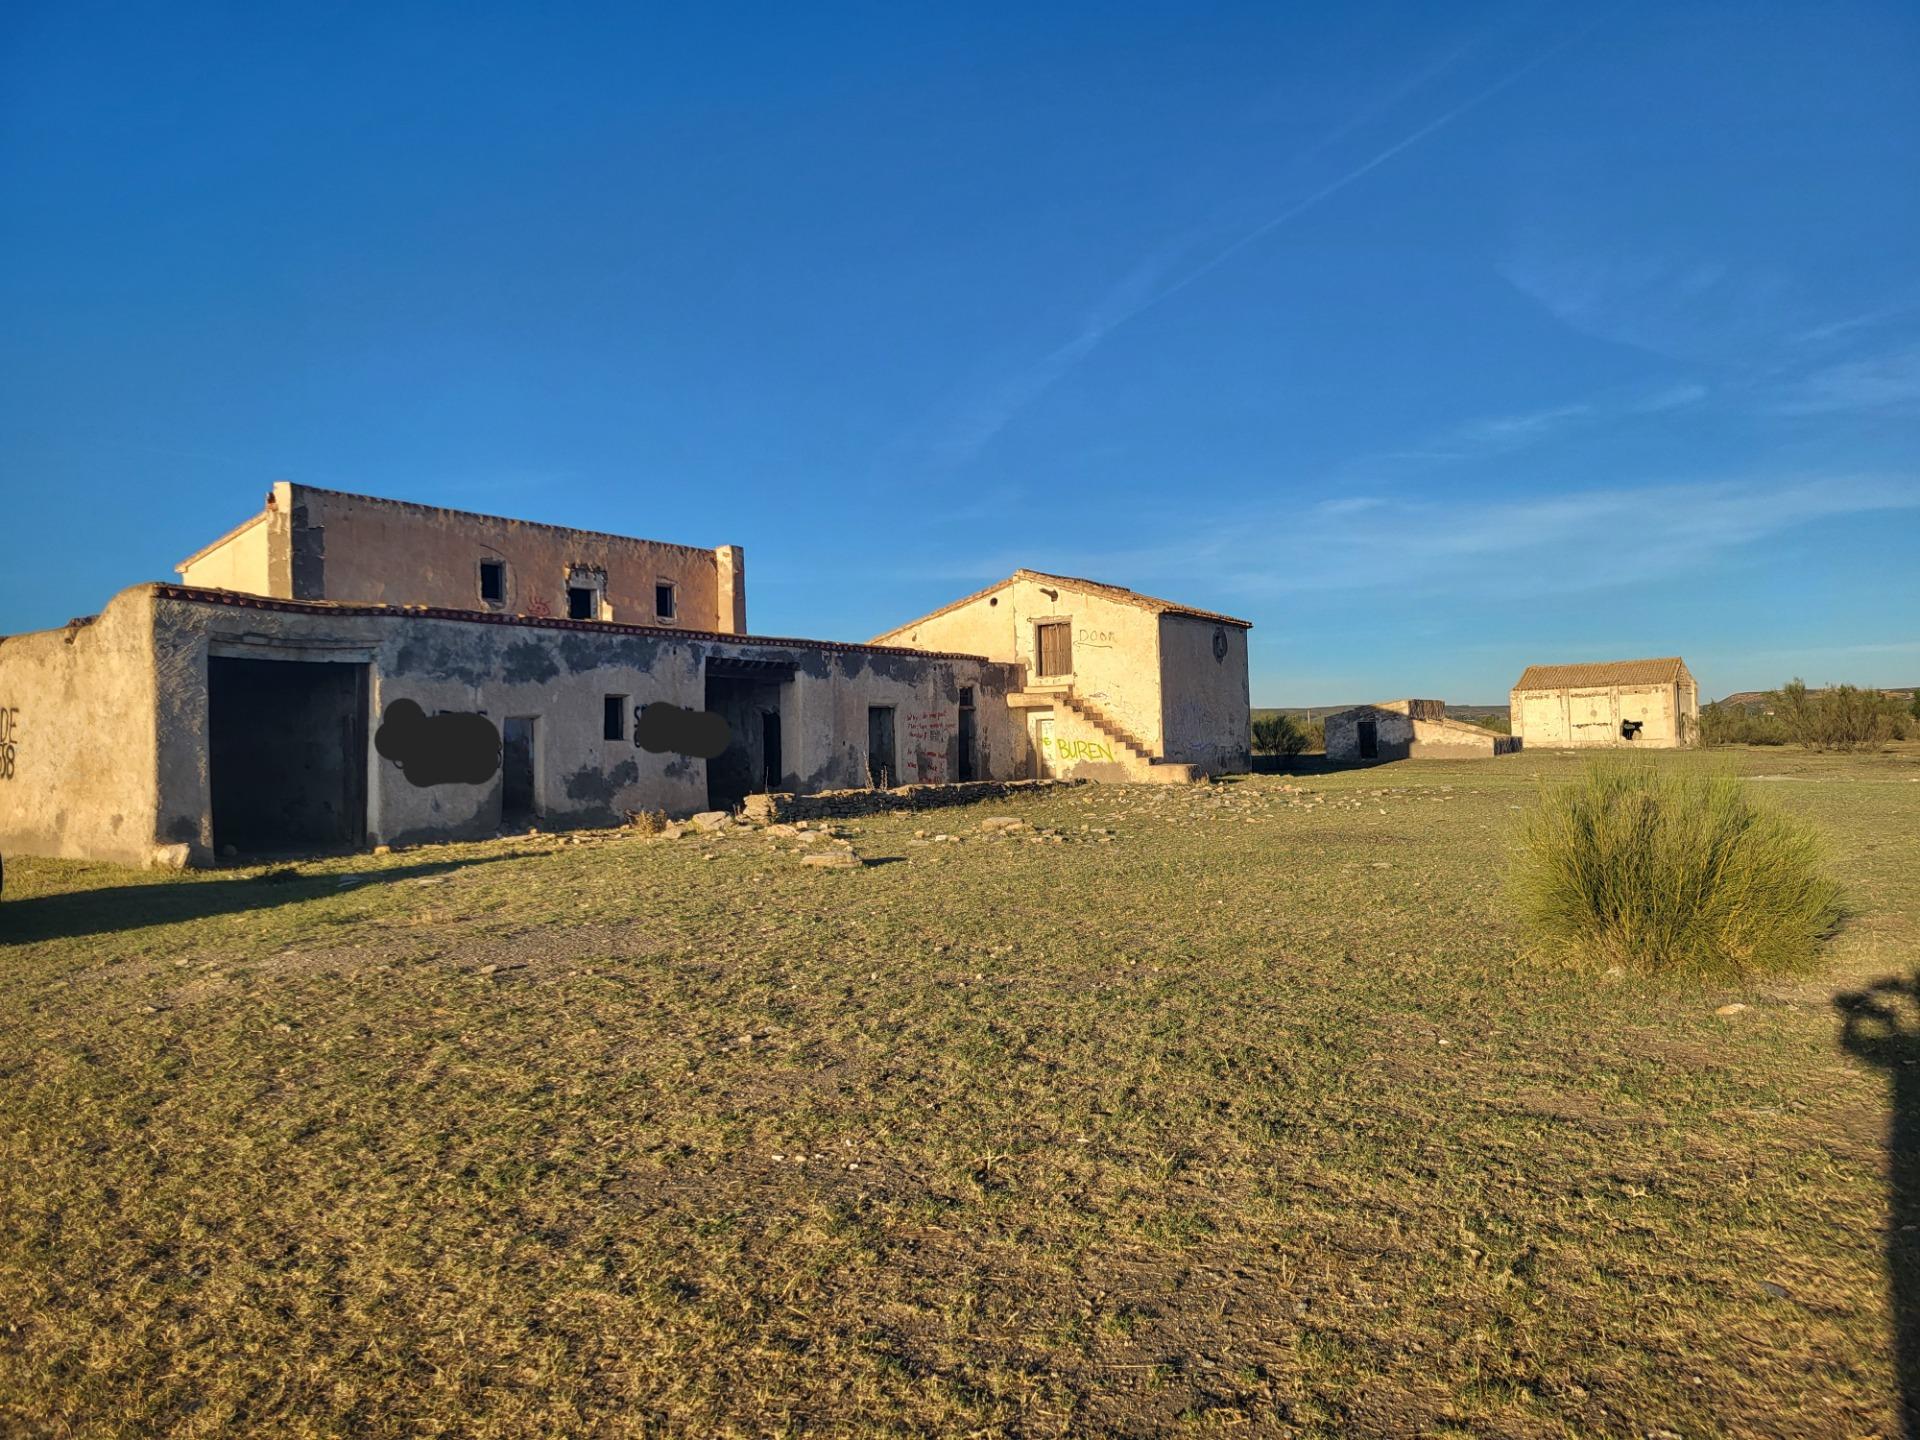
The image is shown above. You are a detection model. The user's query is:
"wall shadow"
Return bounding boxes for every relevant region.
[1836,972,1920,1437]
[0,855,521,945]
[1250,754,1391,776]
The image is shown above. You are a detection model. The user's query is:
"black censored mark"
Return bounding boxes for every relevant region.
[374,700,502,786]
[634,702,730,760]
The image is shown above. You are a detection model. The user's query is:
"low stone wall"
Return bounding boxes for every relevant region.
[742,778,1078,823]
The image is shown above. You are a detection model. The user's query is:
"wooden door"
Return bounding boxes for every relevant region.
[1031,713,1055,777]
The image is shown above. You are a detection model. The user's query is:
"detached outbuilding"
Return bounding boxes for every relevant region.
[1323,699,1519,762]
[1509,657,1699,749]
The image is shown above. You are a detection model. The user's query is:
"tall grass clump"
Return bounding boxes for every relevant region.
[1512,759,1842,980]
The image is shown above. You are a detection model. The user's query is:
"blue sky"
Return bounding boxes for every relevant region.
[3,1,1916,703]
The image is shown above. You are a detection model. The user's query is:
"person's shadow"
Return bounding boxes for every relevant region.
[1837,973,1920,1436]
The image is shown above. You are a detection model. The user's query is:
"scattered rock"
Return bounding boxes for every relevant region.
[690,811,731,832]
[1760,1281,1789,1300]
[801,850,861,869]
[1715,1003,1749,1017]
[372,844,392,857]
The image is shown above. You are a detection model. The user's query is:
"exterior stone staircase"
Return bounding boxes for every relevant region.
[1009,687,1200,783]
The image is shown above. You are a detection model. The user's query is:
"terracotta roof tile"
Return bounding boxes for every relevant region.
[1513,657,1692,691]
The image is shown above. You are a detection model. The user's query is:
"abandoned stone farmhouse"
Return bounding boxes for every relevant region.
[1323,699,1521,762]
[0,484,1251,867]
[1509,657,1699,749]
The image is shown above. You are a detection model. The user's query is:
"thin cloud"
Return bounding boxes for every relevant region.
[930,23,1598,470]
[1772,344,1920,416]
[907,473,1918,601]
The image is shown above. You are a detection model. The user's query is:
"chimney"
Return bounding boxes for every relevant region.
[714,545,746,634]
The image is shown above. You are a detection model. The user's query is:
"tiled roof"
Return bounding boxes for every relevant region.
[1513,657,1691,691]
[872,568,1251,642]
[145,584,994,663]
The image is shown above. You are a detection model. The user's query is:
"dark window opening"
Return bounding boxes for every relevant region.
[479,560,506,603]
[604,694,627,741]
[1621,719,1644,740]
[568,586,597,621]
[958,686,974,708]
[655,583,676,620]
[1036,621,1072,677]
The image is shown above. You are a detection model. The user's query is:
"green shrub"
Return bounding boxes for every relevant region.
[1772,678,1903,751]
[1698,701,1789,747]
[1469,712,1513,735]
[1252,713,1313,761]
[1511,759,1841,980]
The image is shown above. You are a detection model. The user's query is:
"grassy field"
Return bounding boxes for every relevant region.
[3,746,1918,1437]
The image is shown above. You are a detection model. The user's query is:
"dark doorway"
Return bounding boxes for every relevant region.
[1036,621,1073,677]
[956,689,977,782]
[208,657,368,856]
[867,706,896,787]
[502,717,537,820]
[1357,718,1378,760]
[761,710,782,792]
[704,657,794,810]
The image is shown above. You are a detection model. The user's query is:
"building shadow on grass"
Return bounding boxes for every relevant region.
[0,856,521,945]
[1836,972,1920,1438]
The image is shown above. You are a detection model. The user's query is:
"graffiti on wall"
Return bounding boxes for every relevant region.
[524,593,553,619]
[0,705,17,780]
[1039,733,1115,765]
[905,708,950,783]
[1075,627,1117,650]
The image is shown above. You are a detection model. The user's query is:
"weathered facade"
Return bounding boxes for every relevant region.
[180,483,747,633]
[0,584,1015,867]
[1323,699,1521,761]
[870,570,1251,781]
[1509,658,1699,749]
[2,489,1255,866]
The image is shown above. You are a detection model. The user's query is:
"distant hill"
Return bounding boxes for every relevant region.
[1254,703,1508,721]
[1714,685,1917,712]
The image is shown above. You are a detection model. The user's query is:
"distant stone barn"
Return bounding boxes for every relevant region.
[1509,657,1699,749]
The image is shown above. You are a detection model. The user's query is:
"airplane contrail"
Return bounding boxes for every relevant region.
[934,21,1599,468]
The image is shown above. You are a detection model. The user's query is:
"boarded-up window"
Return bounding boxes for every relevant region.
[1036,622,1072,677]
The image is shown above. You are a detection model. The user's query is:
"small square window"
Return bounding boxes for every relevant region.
[604,694,627,741]
[568,586,597,621]
[655,583,676,620]
[958,686,974,708]
[479,560,505,603]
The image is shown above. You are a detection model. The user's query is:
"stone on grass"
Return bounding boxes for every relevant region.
[801,850,861,869]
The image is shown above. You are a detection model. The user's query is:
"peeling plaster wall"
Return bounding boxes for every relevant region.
[1156,614,1250,773]
[139,592,1016,863]
[0,589,162,865]
[1324,702,1518,761]
[1509,682,1695,749]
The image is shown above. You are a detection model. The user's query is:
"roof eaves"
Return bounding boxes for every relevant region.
[148,583,995,663]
